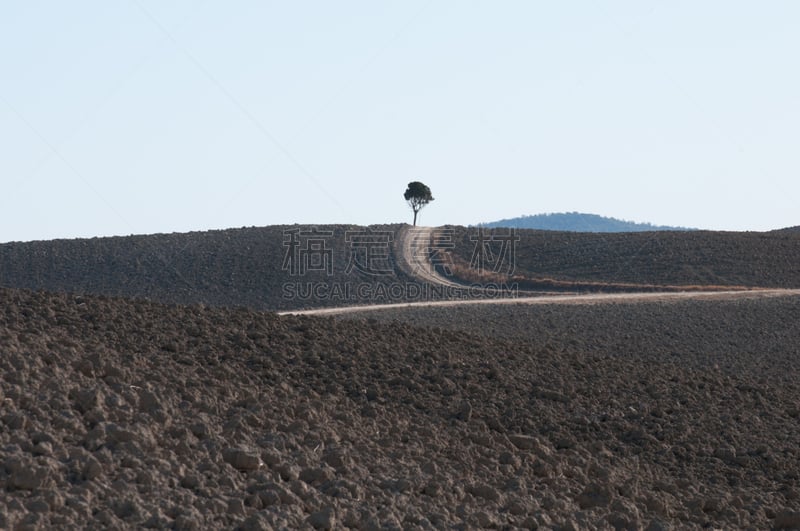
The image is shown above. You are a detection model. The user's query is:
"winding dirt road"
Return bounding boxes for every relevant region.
[395,225,465,288]
[279,288,800,316]
[280,225,800,316]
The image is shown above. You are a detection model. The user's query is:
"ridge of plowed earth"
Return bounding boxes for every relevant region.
[2,286,799,529]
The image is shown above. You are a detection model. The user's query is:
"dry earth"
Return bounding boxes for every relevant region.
[3,225,800,530]
[2,287,800,530]
[447,226,800,288]
[0,225,420,312]
[4,224,800,312]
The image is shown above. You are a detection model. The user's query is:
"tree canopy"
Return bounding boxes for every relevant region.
[404,182,434,226]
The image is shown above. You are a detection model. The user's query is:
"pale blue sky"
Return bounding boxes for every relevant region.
[2,1,798,242]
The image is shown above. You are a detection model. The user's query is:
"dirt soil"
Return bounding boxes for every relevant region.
[2,286,800,530]
[5,225,800,313]
[447,226,800,288]
[0,225,420,312]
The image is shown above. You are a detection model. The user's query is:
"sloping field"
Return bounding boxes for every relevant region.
[0,225,419,311]
[335,294,800,383]
[3,225,800,314]
[2,287,799,529]
[448,226,800,288]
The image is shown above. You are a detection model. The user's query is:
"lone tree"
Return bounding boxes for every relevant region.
[404,181,434,226]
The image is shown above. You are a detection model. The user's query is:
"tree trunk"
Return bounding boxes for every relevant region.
[413,209,418,226]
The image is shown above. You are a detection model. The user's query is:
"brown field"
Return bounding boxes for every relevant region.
[447,226,800,289]
[4,224,800,312]
[2,287,800,529]
[2,224,800,529]
[0,225,417,311]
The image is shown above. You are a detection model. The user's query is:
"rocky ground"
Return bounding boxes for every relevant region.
[2,286,800,529]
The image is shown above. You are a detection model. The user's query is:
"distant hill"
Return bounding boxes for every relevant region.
[478,212,696,232]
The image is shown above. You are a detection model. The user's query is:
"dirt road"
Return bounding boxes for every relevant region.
[278,288,800,315]
[280,227,800,315]
[394,225,465,288]
[279,225,800,315]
